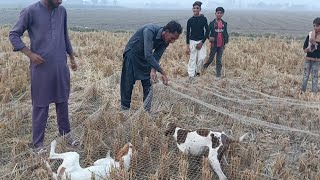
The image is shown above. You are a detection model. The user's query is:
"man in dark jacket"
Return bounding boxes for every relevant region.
[121,21,182,111]
[203,7,229,80]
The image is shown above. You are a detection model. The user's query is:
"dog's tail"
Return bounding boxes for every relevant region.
[239,133,248,142]
[49,140,57,158]
[230,132,249,144]
[106,150,111,158]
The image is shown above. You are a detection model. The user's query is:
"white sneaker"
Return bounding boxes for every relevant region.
[121,109,130,118]
[32,147,47,155]
[62,134,80,147]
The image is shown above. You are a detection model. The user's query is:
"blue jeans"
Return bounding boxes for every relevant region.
[203,46,224,77]
[301,60,320,93]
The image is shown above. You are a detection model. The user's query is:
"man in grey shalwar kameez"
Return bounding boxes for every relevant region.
[9,0,78,153]
[121,21,182,112]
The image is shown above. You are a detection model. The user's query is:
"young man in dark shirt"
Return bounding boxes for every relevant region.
[203,7,229,80]
[186,1,209,79]
[301,17,320,94]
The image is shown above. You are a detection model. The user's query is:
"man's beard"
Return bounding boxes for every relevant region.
[48,0,59,8]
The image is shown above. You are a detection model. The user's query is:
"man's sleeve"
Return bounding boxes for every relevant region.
[202,17,209,43]
[208,21,214,38]
[224,22,229,44]
[153,45,167,63]
[303,35,309,50]
[186,19,191,44]
[64,8,73,55]
[143,28,162,73]
[8,8,30,52]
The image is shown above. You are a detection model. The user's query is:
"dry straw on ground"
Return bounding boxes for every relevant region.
[0,26,320,179]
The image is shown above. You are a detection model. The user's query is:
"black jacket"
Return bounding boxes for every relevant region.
[186,14,209,44]
[208,19,229,47]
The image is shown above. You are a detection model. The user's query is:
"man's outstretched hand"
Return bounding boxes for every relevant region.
[161,74,169,85]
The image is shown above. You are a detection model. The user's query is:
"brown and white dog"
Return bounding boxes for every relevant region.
[165,122,248,180]
[45,140,134,180]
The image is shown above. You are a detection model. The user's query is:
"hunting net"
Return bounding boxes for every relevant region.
[1,71,320,180]
[1,27,320,180]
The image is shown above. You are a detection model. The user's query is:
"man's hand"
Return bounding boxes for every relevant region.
[70,61,78,71]
[209,37,214,43]
[185,45,190,55]
[22,47,45,64]
[150,68,158,83]
[28,53,45,64]
[69,54,78,71]
[304,48,309,53]
[159,68,169,85]
[161,74,169,85]
[196,42,203,50]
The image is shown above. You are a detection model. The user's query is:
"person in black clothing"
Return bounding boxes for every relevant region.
[121,21,182,112]
[203,7,229,80]
[186,1,209,79]
[301,17,320,94]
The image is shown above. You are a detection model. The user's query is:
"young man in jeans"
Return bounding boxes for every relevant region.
[203,7,229,80]
[301,17,320,94]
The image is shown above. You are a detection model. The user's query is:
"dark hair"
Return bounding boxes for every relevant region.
[164,21,183,34]
[314,17,320,25]
[216,7,225,13]
[193,1,202,7]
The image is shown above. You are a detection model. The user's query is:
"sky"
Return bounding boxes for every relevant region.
[114,0,319,9]
[0,0,319,9]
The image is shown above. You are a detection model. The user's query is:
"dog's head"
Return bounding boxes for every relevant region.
[115,142,135,162]
[115,142,135,171]
[164,122,177,136]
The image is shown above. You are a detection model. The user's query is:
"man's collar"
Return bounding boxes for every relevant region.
[39,0,46,7]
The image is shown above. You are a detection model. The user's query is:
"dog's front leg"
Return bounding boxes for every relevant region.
[49,140,58,159]
[208,151,227,180]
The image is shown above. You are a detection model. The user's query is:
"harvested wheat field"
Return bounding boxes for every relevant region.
[0,26,320,180]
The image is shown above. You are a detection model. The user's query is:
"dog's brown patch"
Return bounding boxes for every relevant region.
[196,129,210,137]
[115,143,132,162]
[210,134,220,148]
[217,134,231,162]
[177,129,191,144]
[164,122,177,136]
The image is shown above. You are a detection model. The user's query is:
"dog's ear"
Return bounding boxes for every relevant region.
[128,143,135,151]
[115,143,130,162]
[164,122,177,136]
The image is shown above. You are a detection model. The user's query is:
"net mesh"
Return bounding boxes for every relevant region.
[1,73,320,180]
[1,27,320,180]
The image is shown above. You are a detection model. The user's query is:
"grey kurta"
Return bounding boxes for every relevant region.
[9,1,73,107]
